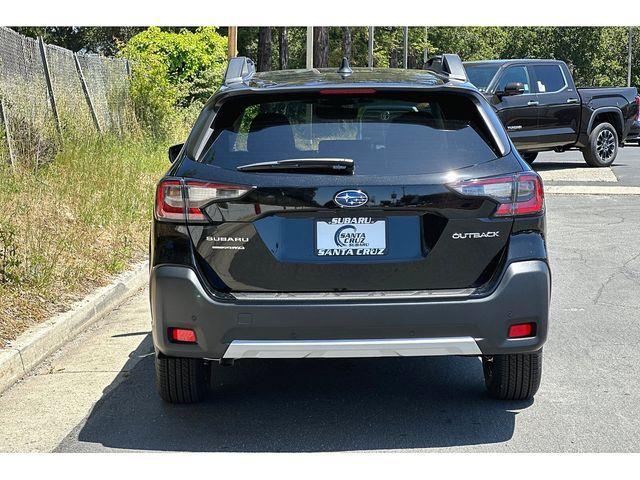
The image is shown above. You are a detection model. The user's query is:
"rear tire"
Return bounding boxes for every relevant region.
[482,350,542,400]
[520,151,538,164]
[155,352,209,404]
[582,122,618,167]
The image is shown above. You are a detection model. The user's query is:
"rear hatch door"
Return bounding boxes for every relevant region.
[184,90,518,293]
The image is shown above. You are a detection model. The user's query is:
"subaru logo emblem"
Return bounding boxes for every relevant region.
[334,190,368,208]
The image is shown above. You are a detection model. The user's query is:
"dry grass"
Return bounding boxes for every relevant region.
[0,134,169,347]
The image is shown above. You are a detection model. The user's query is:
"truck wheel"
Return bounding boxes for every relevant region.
[482,350,542,400]
[520,151,538,164]
[582,122,618,167]
[155,352,209,404]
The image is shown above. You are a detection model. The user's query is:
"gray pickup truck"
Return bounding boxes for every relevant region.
[464,59,639,166]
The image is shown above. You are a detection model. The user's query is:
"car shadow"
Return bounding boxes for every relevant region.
[533,160,629,171]
[533,161,589,171]
[70,335,530,452]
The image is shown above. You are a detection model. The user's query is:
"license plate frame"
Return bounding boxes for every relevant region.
[314,217,387,257]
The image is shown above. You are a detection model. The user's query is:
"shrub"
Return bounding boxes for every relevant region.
[120,27,227,139]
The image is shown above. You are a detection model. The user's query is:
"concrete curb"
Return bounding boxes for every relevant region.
[0,261,148,395]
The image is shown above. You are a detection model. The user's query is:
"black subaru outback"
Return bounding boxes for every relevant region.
[150,55,550,404]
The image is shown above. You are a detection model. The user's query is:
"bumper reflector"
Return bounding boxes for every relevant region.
[508,323,535,338]
[169,328,197,344]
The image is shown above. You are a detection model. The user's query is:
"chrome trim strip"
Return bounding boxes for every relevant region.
[232,288,476,301]
[222,337,482,359]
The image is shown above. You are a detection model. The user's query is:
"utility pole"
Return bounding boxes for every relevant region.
[227,27,237,59]
[403,27,409,69]
[628,27,633,88]
[423,27,429,67]
[368,26,374,68]
[306,27,313,69]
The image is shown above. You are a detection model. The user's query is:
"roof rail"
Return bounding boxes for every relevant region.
[424,54,467,82]
[223,56,256,86]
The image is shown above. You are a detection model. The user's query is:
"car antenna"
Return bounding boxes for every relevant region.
[337,57,353,76]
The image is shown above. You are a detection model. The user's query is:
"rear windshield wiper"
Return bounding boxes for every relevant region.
[236,158,354,174]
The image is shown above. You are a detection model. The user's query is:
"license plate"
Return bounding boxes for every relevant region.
[315,217,387,256]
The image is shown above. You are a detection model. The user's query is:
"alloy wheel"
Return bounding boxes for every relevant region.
[596,129,616,161]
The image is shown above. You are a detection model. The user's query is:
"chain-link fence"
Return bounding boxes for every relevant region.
[0,27,131,169]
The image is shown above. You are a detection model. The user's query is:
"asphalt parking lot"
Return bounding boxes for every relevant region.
[535,143,640,187]
[1,146,639,453]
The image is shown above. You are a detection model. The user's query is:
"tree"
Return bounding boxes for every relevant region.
[314,27,329,68]
[279,27,289,70]
[367,27,400,68]
[13,27,150,55]
[342,27,352,60]
[427,27,507,61]
[25,25,635,92]
[258,27,272,71]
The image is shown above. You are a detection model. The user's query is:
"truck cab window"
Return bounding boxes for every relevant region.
[496,66,531,93]
[531,65,566,93]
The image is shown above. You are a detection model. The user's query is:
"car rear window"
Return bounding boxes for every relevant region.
[199,92,500,175]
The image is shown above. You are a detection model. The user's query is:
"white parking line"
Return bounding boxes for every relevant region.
[537,167,618,183]
[545,185,640,195]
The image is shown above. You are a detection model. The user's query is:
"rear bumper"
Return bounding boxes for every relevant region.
[150,260,550,360]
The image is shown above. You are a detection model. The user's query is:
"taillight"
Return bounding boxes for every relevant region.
[155,180,183,221]
[636,96,640,121]
[448,172,544,217]
[155,179,252,222]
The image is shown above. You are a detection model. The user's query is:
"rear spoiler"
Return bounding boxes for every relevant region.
[424,54,468,82]
[225,54,468,85]
[223,56,256,86]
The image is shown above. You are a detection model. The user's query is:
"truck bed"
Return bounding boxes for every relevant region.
[578,86,637,107]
